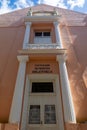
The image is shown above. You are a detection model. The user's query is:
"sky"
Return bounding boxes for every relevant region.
[0,0,87,15]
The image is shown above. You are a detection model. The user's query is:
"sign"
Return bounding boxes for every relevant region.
[32,64,52,73]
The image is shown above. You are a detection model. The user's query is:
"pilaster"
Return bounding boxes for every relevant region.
[9,55,29,123]
[54,21,62,48]
[23,22,31,49]
[56,55,76,123]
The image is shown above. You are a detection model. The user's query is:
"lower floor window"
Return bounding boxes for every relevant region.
[44,105,56,124]
[29,105,56,124]
[29,105,40,124]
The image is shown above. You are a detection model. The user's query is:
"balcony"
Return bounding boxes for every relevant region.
[23,43,60,50]
[21,43,65,54]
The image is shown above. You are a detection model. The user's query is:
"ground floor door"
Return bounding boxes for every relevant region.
[21,74,64,130]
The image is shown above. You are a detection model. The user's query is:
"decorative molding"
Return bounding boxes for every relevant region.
[56,54,67,62]
[56,55,76,123]
[17,55,29,62]
[25,22,32,26]
[23,43,60,50]
[24,15,60,22]
[19,48,66,54]
[9,55,29,123]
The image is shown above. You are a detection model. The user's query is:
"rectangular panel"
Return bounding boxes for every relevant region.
[29,105,40,124]
[44,105,56,124]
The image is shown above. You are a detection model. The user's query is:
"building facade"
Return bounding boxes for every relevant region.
[0,4,87,130]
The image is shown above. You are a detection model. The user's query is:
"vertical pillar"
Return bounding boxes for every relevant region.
[56,55,76,123]
[21,76,30,130]
[23,22,31,49]
[54,21,62,48]
[9,55,29,123]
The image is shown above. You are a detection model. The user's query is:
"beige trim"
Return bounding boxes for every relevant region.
[23,22,32,49]
[21,74,64,130]
[56,55,76,123]
[18,48,66,54]
[24,15,60,23]
[54,22,62,48]
[9,55,29,123]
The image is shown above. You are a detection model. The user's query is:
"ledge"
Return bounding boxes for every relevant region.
[18,48,66,55]
[24,15,60,22]
[65,122,87,130]
[0,123,19,130]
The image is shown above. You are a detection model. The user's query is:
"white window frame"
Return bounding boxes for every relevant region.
[29,79,56,95]
[34,31,52,44]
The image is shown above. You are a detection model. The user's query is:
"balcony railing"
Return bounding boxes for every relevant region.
[34,37,52,44]
[23,43,60,50]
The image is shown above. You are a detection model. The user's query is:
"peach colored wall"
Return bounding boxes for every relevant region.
[0,123,19,130]
[59,25,87,122]
[28,61,58,74]
[0,4,87,125]
[0,26,25,122]
[65,123,87,130]
[26,56,58,74]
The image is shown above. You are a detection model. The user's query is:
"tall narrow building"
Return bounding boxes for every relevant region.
[0,4,87,130]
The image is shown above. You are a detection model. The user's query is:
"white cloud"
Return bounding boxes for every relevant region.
[0,0,13,14]
[0,0,86,15]
[37,0,67,8]
[0,0,34,14]
[67,0,85,9]
[14,0,34,9]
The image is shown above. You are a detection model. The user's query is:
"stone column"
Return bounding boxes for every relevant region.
[23,22,31,49]
[56,55,76,123]
[21,76,30,130]
[54,21,62,48]
[9,55,29,123]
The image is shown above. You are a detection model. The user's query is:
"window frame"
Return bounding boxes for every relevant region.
[44,105,56,124]
[31,82,54,93]
[29,79,56,94]
[28,104,56,125]
[35,31,51,37]
[29,105,41,124]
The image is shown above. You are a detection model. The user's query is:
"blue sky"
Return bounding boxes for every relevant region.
[0,0,87,14]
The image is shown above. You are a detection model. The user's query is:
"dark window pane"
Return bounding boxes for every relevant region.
[35,32,42,36]
[43,32,50,36]
[44,105,56,124]
[32,82,53,93]
[29,105,40,124]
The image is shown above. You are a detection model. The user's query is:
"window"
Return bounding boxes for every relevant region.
[29,105,56,125]
[34,31,51,44]
[29,105,40,124]
[44,105,56,124]
[32,82,53,93]
[35,32,50,37]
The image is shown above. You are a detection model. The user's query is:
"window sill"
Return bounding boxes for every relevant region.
[29,93,56,96]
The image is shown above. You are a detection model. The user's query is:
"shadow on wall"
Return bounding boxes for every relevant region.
[60,22,87,122]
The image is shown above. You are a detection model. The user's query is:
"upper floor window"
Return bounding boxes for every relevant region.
[35,32,50,37]
[34,31,52,44]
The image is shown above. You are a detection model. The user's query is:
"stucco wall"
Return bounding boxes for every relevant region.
[65,123,87,130]
[0,26,24,122]
[0,123,19,130]
[0,4,87,125]
[59,25,87,122]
